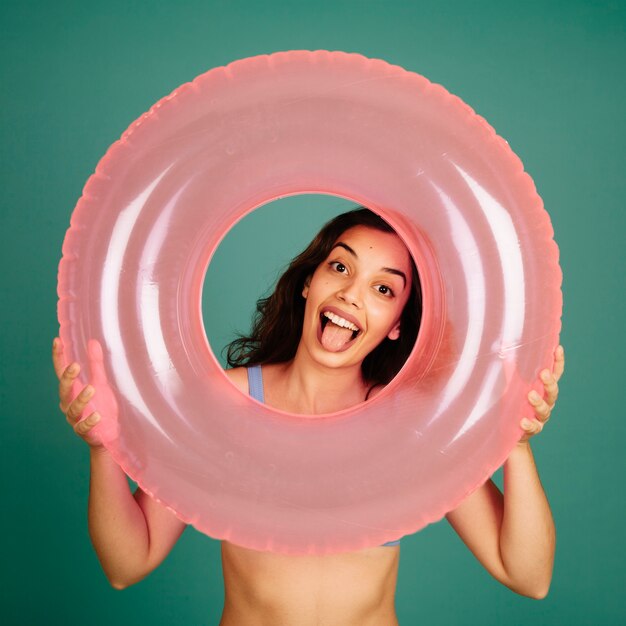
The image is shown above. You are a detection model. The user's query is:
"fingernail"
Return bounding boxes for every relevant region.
[521,418,532,428]
[541,371,550,381]
[530,390,541,401]
[68,363,78,374]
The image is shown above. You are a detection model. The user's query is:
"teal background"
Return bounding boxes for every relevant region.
[1,1,624,624]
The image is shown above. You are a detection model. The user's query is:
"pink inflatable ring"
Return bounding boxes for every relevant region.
[57,50,562,554]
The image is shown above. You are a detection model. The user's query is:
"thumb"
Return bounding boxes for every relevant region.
[83,338,120,445]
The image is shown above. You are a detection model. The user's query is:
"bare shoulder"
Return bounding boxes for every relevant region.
[367,383,386,400]
[224,366,249,395]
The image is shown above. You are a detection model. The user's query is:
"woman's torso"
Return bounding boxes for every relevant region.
[220,539,400,626]
[219,364,401,626]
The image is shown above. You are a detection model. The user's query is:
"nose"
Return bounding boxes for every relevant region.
[337,280,363,308]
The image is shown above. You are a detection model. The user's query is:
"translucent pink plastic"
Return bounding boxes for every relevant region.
[57,50,562,554]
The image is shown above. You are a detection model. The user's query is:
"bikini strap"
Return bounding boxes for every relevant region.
[247,365,265,403]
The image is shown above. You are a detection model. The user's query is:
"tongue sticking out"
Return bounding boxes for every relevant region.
[321,321,355,352]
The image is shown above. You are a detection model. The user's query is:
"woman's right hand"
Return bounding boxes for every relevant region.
[52,337,103,448]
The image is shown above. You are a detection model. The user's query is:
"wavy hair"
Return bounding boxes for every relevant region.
[226,208,422,393]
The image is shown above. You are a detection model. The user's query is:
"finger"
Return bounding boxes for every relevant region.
[85,339,120,444]
[528,390,551,422]
[58,361,81,412]
[66,384,95,425]
[88,339,108,387]
[521,418,544,435]
[74,412,101,437]
[553,345,565,382]
[540,369,559,407]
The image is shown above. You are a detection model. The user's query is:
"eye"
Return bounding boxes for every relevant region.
[329,261,348,274]
[376,285,395,298]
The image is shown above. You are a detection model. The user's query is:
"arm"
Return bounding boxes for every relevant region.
[500,440,555,594]
[446,443,554,598]
[445,345,564,598]
[88,447,186,589]
[54,338,186,589]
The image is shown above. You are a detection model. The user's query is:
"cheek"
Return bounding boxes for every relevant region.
[308,275,335,300]
[306,282,324,303]
[304,281,329,315]
[366,301,395,331]
[370,299,406,331]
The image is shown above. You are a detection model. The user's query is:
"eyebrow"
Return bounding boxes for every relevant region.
[331,242,407,288]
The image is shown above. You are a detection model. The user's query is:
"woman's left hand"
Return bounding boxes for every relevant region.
[519,345,565,444]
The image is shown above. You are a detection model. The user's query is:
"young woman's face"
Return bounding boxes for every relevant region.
[301,225,413,369]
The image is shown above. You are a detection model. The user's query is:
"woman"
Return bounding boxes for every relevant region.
[52,208,564,625]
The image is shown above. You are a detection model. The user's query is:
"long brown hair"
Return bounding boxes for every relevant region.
[226,208,422,391]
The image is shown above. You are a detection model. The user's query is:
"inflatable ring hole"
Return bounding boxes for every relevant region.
[202,194,348,370]
[200,192,433,418]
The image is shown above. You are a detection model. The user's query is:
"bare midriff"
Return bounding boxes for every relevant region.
[219,540,400,626]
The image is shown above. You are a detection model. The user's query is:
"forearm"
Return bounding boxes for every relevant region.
[88,446,150,588]
[500,441,555,598]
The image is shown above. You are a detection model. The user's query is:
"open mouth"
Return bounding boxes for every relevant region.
[317,310,362,353]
